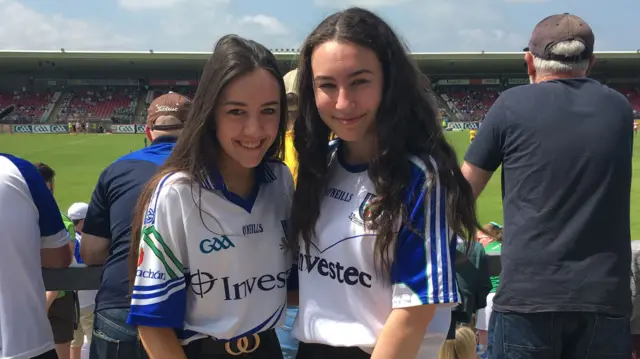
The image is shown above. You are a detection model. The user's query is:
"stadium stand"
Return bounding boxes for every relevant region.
[0,51,638,128]
[0,91,54,123]
[440,87,500,121]
[2,85,638,125]
[57,87,138,122]
[615,86,640,116]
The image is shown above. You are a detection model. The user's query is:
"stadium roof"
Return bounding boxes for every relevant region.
[1,50,639,76]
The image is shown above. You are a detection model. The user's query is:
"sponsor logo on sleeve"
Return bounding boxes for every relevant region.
[136,268,167,280]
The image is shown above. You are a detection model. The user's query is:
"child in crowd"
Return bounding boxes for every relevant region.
[474,222,503,357]
[437,326,477,359]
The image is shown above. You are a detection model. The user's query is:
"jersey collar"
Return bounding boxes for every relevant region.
[201,162,274,213]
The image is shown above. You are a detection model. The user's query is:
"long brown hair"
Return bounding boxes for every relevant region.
[128,34,287,286]
[291,7,481,278]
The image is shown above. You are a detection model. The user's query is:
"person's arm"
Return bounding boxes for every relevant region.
[81,171,112,265]
[371,161,459,359]
[138,327,186,359]
[127,176,189,358]
[461,163,493,199]
[45,291,59,311]
[80,234,110,265]
[16,158,73,268]
[462,95,508,198]
[372,306,435,359]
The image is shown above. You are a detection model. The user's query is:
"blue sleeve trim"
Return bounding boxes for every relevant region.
[7,155,65,237]
[128,279,187,328]
[391,158,458,304]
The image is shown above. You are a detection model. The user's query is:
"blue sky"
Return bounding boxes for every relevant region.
[1,0,637,52]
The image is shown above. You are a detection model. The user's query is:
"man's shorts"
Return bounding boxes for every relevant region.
[48,293,76,344]
[71,305,95,348]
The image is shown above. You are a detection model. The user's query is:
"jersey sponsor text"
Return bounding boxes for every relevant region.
[298,253,372,288]
[190,269,292,301]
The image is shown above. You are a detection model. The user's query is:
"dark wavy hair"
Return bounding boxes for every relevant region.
[291,7,480,277]
[128,34,287,285]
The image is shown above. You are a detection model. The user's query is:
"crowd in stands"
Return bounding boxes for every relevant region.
[0,90,54,123]
[0,84,638,125]
[440,87,500,121]
[57,87,138,123]
[617,86,640,117]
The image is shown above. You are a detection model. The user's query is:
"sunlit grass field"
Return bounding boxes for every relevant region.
[1,131,639,238]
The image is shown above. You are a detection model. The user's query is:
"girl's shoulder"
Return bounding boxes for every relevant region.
[263,159,294,184]
[406,155,439,189]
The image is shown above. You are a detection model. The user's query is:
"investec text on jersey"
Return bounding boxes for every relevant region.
[190,268,292,301]
[298,253,372,288]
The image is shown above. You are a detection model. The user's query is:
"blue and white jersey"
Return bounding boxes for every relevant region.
[0,154,69,359]
[292,143,460,356]
[127,161,295,345]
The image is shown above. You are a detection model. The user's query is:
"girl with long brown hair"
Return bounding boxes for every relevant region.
[125,34,294,359]
[289,7,481,359]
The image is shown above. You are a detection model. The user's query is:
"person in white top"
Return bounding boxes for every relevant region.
[126,34,295,359]
[289,7,481,359]
[66,202,96,359]
[0,154,71,359]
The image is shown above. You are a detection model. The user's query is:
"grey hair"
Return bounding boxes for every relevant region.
[532,40,590,74]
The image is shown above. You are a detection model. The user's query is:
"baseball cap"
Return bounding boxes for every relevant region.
[147,92,191,131]
[68,202,89,221]
[524,13,594,62]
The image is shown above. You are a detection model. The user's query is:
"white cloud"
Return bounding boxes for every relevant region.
[239,15,288,36]
[313,0,411,8]
[0,0,135,50]
[399,0,527,51]
[135,2,295,51]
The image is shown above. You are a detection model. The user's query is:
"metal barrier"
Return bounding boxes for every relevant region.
[43,266,103,291]
[43,255,503,291]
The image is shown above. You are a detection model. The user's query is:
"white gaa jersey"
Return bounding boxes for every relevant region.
[128,161,294,344]
[0,154,70,359]
[292,145,459,357]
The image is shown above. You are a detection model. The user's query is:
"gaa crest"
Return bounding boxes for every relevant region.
[350,192,377,227]
[359,192,376,221]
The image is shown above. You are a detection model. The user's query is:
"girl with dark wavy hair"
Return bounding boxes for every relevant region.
[126,35,294,359]
[289,7,480,359]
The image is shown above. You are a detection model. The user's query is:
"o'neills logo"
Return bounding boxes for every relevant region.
[155,104,179,112]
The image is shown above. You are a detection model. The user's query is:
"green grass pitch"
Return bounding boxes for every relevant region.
[1,132,638,238]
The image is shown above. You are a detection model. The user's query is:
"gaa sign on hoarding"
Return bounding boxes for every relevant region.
[12,125,32,133]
